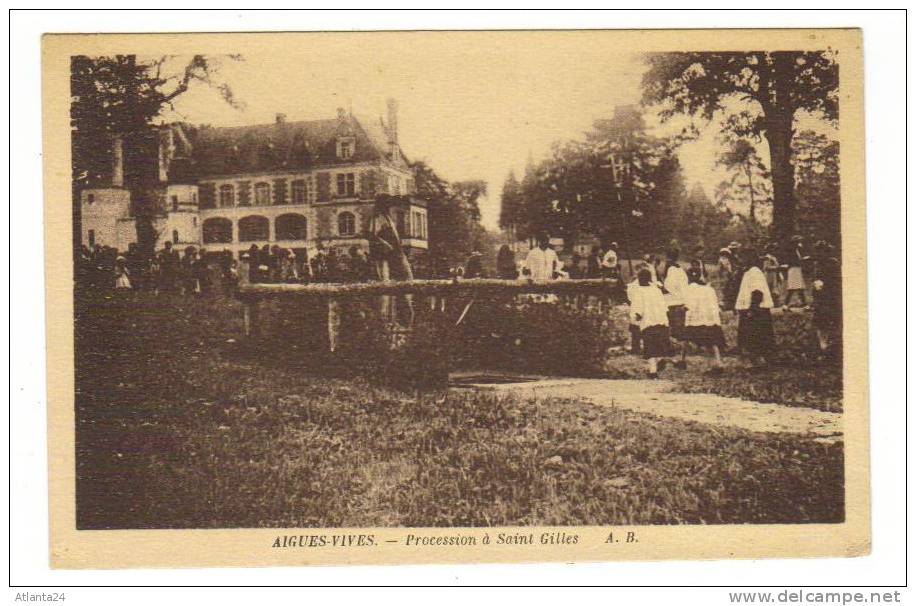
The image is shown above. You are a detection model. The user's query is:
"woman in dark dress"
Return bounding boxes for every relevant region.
[496,245,518,280]
[734,251,776,366]
[812,242,842,356]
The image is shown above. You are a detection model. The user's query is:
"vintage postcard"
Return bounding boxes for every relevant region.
[43,28,868,568]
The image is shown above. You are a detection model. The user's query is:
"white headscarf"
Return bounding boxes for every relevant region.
[735,266,774,310]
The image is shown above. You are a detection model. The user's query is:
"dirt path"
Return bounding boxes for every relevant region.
[451,375,842,440]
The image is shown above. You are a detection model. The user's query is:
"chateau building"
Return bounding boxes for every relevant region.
[80,99,428,262]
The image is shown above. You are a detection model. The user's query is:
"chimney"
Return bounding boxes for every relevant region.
[111,136,124,188]
[275,113,287,124]
[386,98,399,144]
[158,125,174,183]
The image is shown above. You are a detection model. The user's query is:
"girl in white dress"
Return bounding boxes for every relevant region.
[680,268,725,374]
[630,268,673,379]
[785,237,807,308]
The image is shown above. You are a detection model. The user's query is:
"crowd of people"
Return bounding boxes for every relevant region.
[492,235,628,283]
[77,196,421,328]
[626,239,841,378]
[80,241,235,296]
[78,240,383,295]
[239,243,375,285]
[77,197,416,297]
[79,215,841,375]
[487,232,841,377]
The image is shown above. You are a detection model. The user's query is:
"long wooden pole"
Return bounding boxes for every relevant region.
[238,278,622,299]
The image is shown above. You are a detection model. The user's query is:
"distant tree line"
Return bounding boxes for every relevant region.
[500,50,841,257]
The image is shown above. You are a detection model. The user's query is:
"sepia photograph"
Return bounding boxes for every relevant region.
[41,27,869,568]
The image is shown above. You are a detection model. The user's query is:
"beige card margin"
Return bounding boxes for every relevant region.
[42,29,869,569]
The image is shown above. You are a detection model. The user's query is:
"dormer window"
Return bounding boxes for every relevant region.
[337,137,355,160]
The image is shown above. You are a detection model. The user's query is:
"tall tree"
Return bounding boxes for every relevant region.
[511,106,686,255]
[412,162,489,275]
[498,171,521,233]
[641,51,838,242]
[793,130,840,248]
[715,138,773,225]
[70,54,242,257]
[451,180,487,225]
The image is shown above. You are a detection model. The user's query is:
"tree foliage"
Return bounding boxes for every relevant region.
[502,107,687,255]
[498,171,522,231]
[715,138,773,225]
[412,162,491,275]
[70,54,242,256]
[641,51,838,242]
[793,131,840,249]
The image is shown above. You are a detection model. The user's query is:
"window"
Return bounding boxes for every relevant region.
[87,229,95,247]
[337,211,356,237]
[411,211,427,239]
[275,214,308,240]
[86,193,95,205]
[337,137,355,159]
[171,195,179,212]
[172,229,180,244]
[191,192,197,205]
[292,180,309,205]
[254,182,271,206]
[388,175,403,196]
[193,217,197,227]
[202,218,232,244]
[238,215,270,242]
[219,184,235,208]
[336,173,355,197]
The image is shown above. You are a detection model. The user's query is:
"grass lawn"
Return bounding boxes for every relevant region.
[75,290,844,529]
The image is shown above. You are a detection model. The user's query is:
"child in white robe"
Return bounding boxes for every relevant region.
[630,268,672,379]
[663,249,689,342]
[680,268,725,373]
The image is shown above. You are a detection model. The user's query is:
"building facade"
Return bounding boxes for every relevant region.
[80,100,428,262]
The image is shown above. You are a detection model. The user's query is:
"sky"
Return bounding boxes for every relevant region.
[158,32,830,230]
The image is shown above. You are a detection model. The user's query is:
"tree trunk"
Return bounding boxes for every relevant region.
[765,52,798,244]
[134,190,160,258]
[745,163,757,225]
[765,118,796,243]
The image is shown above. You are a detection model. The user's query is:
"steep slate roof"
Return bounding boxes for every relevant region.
[184,114,399,179]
